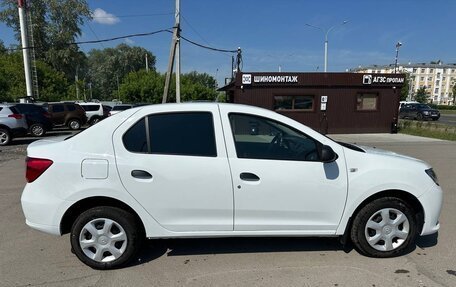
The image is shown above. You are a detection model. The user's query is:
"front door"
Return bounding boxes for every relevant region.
[219,108,347,233]
[113,107,233,232]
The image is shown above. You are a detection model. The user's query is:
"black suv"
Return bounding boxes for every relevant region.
[399,103,440,121]
[14,103,53,137]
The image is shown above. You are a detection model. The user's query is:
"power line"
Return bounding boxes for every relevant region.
[180,35,237,53]
[86,21,106,49]
[181,15,211,46]
[93,12,174,19]
[5,29,238,54]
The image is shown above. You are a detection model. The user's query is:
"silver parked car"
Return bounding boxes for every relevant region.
[0,104,28,146]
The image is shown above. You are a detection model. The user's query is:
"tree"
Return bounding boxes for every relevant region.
[87,44,156,99]
[0,51,69,102]
[119,70,164,103]
[180,72,218,102]
[415,86,428,103]
[400,72,410,101]
[0,0,91,79]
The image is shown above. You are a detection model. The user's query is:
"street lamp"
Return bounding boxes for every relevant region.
[305,20,348,72]
[394,41,402,74]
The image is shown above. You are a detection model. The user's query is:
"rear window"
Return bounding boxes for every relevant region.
[9,106,20,114]
[81,105,100,112]
[113,105,131,111]
[67,105,76,111]
[122,112,217,157]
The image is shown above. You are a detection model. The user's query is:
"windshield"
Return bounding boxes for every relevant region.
[417,104,431,109]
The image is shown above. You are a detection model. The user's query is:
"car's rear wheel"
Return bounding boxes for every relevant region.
[90,117,100,125]
[70,206,143,269]
[350,197,418,258]
[68,119,81,130]
[30,123,46,137]
[0,128,11,146]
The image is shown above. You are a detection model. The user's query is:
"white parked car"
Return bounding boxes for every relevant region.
[108,104,134,116]
[21,103,442,269]
[78,103,106,125]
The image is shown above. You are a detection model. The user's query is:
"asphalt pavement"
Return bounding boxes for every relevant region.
[438,113,456,127]
[1,133,456,286]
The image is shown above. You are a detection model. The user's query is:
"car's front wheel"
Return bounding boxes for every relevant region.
[70,206,144,269]
[350,197,418,258]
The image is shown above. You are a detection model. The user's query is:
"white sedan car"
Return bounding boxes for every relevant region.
[21,103,442,269]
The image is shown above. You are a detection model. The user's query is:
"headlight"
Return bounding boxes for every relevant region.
[423,111,429,115]
[425,168,439,186]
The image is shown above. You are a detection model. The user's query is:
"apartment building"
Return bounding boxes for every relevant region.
[352,63,456,105]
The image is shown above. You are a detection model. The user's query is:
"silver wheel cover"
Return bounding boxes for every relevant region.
[0,131,8,144]
[364,208,410,252]
[31,125,44,136]
[79,218,128,263]
[70,121,80,129]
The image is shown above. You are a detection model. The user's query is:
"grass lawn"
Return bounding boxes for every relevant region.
[399,119,456,141]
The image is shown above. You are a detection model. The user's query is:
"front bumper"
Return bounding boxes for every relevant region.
[418,185,443,236]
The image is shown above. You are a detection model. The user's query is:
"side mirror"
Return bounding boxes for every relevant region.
[320,145,338,163]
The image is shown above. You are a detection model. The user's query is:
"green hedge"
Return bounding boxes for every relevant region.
[428,104,456,110]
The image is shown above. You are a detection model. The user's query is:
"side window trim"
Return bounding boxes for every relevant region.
[144,115,151,153]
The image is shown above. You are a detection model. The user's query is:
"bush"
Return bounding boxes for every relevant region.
[428,104,456,110]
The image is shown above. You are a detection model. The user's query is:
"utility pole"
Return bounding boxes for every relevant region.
[18,0,33,99]
[145,53,149,73]
[162,0,181,103]
[394,42,402,74]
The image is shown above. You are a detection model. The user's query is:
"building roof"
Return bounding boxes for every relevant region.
[351,62,456,72]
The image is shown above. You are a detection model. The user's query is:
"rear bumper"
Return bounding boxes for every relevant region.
[21,184,74,236]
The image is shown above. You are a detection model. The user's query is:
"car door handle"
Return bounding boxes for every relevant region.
[131,170,153,179]
[240,172,260,182]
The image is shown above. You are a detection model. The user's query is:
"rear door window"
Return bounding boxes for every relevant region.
[52,104,64,113]
[122,112,217,157]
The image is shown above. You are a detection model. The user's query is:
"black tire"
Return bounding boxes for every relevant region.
[90,117,100,125]
[350,197,418,258]
[30,123,46,137]
[416,113,423,121]
[0,128,11,146]
[68,119,81,130]
[70,206,144,269]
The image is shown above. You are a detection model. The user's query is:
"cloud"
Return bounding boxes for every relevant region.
[92,8,120,25]
[125,38,135,45]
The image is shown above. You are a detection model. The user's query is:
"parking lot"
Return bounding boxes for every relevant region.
[1,133,455,287]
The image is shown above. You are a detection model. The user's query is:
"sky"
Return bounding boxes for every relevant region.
[1,0,455,86]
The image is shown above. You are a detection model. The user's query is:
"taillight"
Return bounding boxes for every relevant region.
[8,114,23,120]
[43,111,51,118]
[26,157,53,183]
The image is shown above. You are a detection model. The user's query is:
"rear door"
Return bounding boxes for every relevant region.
[113,105,234,232]
[49,104,65,125]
